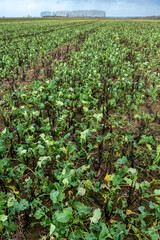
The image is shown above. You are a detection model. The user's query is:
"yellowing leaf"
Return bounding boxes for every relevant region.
[83,179,92,189]
[153,221,157,226]
[68,191,73,199]
[135,234,142,240]
[126,209,134,215]
[102,185,108,190]
[110,219,116,223]
[7,179,12,184]
[104,195,108,203]
[50,237,56,240]
[104,174,111,182]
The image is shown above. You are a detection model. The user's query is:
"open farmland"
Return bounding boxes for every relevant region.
[0,18,160,240]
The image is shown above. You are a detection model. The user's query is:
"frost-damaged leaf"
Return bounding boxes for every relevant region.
[49,224,56,236]
[78,187,86,196]
[79,165,90,173]
[7,195,16,208]
[56,100,63,107]
[80,129,90,143]
[154,145,160,164]
[128,168,137,174]
[93,113,103,122]
[37,156,51,167]
[154,189,160,195]
[1,128,7,135]
[55,207,73,223]
[157,145,160,156]
[0,214,8,222]
[90,208,101,224]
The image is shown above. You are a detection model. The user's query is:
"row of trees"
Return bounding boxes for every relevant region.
[41,10,106,18]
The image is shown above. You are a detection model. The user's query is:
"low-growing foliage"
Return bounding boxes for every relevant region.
[0,18,160,239]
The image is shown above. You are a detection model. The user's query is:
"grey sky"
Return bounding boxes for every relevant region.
[0,0,160,17]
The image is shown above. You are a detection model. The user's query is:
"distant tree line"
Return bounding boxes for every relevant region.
[41,10,106,18]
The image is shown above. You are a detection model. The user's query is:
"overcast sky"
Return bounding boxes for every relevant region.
[0,0,160,18]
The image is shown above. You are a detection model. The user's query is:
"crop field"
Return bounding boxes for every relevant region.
[0,18,160,240]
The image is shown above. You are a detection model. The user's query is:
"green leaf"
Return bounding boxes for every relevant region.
[75,202,91,215]
[149,201,156,209]
[8,222,17,232]
[147,228,159,240]
[99,223,112,239]
[138,206,145,213]
[34,208,45,220]
[151,235,159,240]
[117,156,127,164]
[0,214,8,222]
[139,135,154,145]
[69,230,83,240]
[19,199,29,211]
[50,190,65,203]
[50,190,60,204]
[90,208,101,224]
[67,142,77,154]
[108,98,116,106]
[55,207,73,223]
[85,232,97,240]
